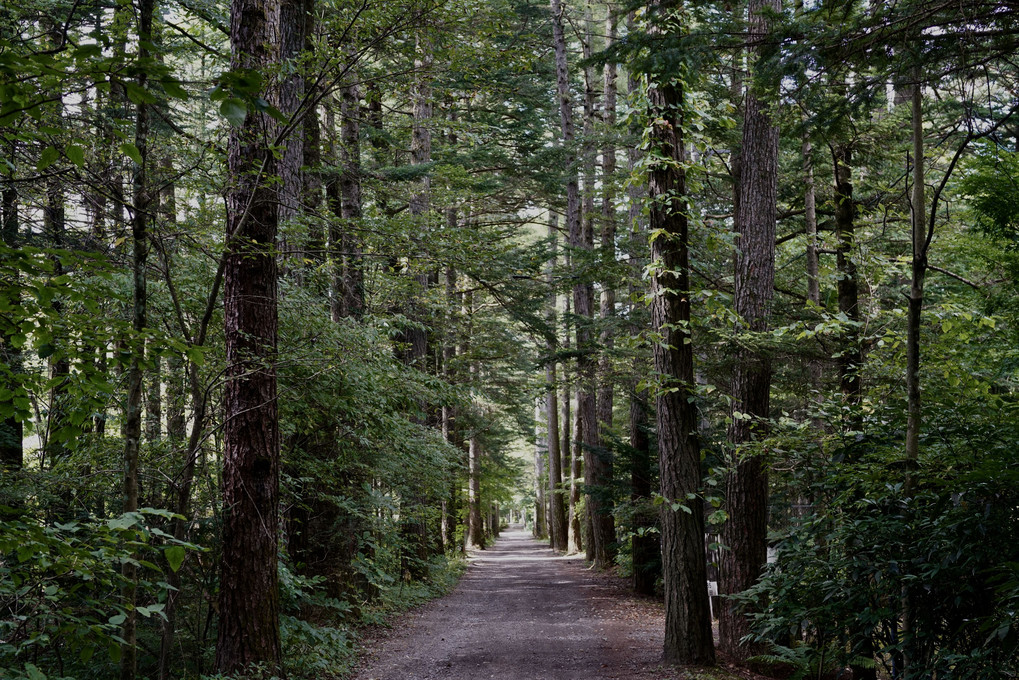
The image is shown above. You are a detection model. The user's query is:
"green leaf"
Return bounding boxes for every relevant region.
[108,613,126,626]
[165,545,186,573]
[24,663,46,680]
[120,142,142,165]
[37,146,59,171]
[220,98,247,126]
[65,144,85,168]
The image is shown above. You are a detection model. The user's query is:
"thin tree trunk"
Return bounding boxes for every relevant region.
[546,217,568,552]
[216,0,282,669]
[121,0,154,674]
[465,289,485,549]
[1,183,22,470]
[645,5,715,659]
[719,0,779,661]
[145,351,162,443]
[534,400,548,538]
[626,41,657,592]
[834,142,863,417]
[339,68,364,319]
[302,0,324,263]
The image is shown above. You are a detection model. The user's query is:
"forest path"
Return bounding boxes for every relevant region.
[352,526,669,680]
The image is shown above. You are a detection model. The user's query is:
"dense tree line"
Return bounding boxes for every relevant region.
[2,0,1019,678]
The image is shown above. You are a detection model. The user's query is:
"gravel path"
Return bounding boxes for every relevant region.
[353,526,671,680]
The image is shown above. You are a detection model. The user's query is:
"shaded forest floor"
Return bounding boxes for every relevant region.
[352,527,766,680]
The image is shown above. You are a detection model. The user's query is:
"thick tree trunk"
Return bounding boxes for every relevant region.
[719,0,779,661]
[646,27,715,663]
[216,0,282,670]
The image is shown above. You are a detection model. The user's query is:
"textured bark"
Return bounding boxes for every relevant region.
[646,36,716,664]
[465,290,485,550]
[534,400,548,538]
[719,0,779,661]
[121,0,154,675]
[550,0,585,557]
[594,4,618,570]
[905,75,925,470]
[276,0,304,232]
[834,143,862,415]
[216,0,282,670]
[1,183,22,470]
[625,31,657,594]
[161,161,187,444]
[803,140,822,402]
[339,71,364,319]
[302,0,324,262]
[546,218,568,552]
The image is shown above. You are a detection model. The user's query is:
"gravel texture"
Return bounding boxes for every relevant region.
[352,526,679,680]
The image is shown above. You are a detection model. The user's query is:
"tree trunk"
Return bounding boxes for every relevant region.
[216,0,282,670]
[719,0,779,661]
[645,12,715,660]
[546,217,568,552]
[121,0,154,674]
[534,399,548,538]
[1,183,22,470]
[834,143,863,418]
[145,351,162,443]
[465,290,485,550]
[578,0,609,567]
[902,69,927,680]
[338,69,364,319]
[276,0,304,238]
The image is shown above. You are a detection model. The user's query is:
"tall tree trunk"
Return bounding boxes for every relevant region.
[904,72,925,471]
[646,6,715,660]
[216,0,282,670]
[534,400,548,538]
[550,0,585,557]
[902,68,927,680]
[338,72,364,319]
[276,0,304,246]
[1,183,22,470]
[578,0,609,567]
[719,0,780,661]
[625,26,657,594]
[302,0,325,264]
[546,217,568,552]
[803,139,822,407]
[121,0,154,674]
[465,290,485,549]
[834,143,863,418]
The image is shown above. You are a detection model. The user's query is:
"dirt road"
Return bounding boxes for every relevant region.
[353,527,670,680]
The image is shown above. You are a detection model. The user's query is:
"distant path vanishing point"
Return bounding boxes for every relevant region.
[353,526,670,680]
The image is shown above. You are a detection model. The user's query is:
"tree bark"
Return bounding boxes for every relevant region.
[216,0,282,670]
[834,143,863,417]
[546,217,568,552]
[1,183,22,470]
[719,0,779,661]
[646,10,715,660]
[534,400,548,538]
[465,290,485,550]
[339,68,364,319]
[121,0,154,674]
